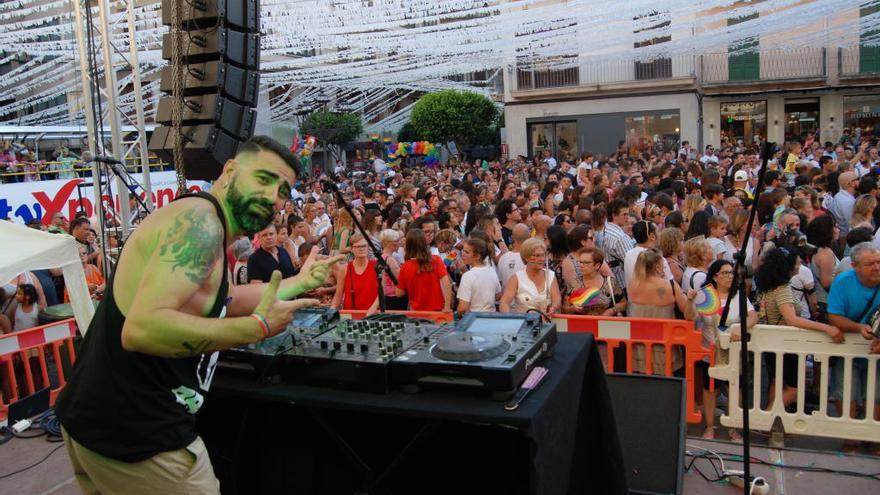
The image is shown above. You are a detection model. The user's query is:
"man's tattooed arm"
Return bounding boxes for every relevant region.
[158,208,223,285]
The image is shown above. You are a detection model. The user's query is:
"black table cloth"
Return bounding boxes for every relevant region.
[198,332,626,495]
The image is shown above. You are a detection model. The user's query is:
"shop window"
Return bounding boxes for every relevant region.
[720,101,767,147]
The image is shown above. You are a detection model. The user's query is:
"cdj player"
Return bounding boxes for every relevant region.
[390,312,556,399]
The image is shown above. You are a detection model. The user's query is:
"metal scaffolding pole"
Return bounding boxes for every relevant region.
[126,0,154,210]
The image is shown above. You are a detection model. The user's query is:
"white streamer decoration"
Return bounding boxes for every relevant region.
[0,0,877,130]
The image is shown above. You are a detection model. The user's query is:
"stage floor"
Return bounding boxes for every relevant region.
[0,433,877,494]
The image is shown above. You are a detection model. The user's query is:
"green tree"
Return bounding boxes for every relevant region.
[300,111,364,169]
[409,90,498,158]
[396,121,423,142]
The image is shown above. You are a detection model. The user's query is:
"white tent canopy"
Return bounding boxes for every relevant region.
[0,222,94,334]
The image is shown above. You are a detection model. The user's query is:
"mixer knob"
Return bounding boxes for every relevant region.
[346,342,355,352]
[333,342,341,351]
[423,336,430,344]
[320,341,328,350]
[360,343,369,353]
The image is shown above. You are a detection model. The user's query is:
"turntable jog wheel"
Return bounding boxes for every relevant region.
[431,332,510,362]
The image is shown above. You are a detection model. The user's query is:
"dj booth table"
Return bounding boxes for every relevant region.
[198,333,627,495]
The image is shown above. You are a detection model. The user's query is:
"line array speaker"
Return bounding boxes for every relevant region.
[150,0,260,181]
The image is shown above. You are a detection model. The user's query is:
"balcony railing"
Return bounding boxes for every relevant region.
[700,47,825,84]
[509,48,833,94]
[512,55,696,91]
[839,44,880,77]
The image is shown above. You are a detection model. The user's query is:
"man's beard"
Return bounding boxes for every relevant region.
[227,180,275,235]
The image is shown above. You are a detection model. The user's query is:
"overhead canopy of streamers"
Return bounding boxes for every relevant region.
[0,0,876,130]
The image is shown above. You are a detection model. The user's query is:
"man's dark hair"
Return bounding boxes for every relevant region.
[607,198,629,221]
[704,183,723,200]
[238,135,301,177]
[819,156,833,168]
[846,226,874,247]
[494,199,516,224]
[764,170,780,185]
[286,214,304,229]
[69,217,90,235]
[652,192,674,212]
[858,176,877,196]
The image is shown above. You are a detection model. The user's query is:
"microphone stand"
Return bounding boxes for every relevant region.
[718,140,775,495]
[323,180,397,313]
[104,162,152,216]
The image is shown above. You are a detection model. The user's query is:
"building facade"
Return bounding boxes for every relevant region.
[502,4,880,160]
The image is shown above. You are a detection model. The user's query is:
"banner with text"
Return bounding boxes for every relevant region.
[0,172,211,225]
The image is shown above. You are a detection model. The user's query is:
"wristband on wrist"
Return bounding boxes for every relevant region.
[250,313,270,339]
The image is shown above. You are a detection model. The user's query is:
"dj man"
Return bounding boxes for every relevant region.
[55,136,342,494]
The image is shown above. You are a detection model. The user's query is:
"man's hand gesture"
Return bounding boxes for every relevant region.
[255,271,320,337]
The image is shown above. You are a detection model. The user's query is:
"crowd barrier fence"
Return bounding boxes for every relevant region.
[710,325,880,443]
[0,318,77,424]
[552,314,712,424]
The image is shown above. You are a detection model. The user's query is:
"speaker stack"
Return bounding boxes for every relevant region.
[149,0,260,181]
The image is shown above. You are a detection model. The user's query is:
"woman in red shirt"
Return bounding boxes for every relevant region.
[331,234,379,312]
[396,229,453,312]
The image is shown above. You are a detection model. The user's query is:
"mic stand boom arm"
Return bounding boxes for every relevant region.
[323,180,397,313]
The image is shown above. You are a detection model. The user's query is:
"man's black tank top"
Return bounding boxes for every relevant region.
[55,192,229,462]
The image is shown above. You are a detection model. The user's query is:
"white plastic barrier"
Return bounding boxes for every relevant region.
[709,325,880,442]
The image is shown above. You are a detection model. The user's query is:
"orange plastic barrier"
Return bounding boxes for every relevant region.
[552,314,713,424]
[0,318,78,422]
[340,310,454,323]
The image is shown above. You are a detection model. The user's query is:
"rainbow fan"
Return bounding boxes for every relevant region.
[694,285,722,316]
[569,287,601,307]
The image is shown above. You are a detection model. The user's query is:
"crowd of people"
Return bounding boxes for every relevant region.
[5,129,880,452]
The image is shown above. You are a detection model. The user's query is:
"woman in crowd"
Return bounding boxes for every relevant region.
[362,209,383,252]
[562,247,626,316]
[698,260,757,440]
[553,213,575,233]
[627,250,696,374]
[681,236,712,292]
[456,238,501,313]
[805,215,838,321]
[850,194,876,231]
[755,247,843,410]
[546,225,572,297]
[13,284,39,331]
[331,233,379,312]
[331,208,355,257]
[378,229,405,310]
[275,223,299,263]
[499,238,561,314]
[659,227,685,284]
[395,229,453,312]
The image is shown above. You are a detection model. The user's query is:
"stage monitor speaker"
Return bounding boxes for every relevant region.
[148,125,242,180]
[161,0,259,32]
[605,374,685,495]
[160,61,259,105]
[162,28,259,68]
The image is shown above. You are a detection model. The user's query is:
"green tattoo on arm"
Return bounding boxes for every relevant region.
[176,339,212,358]
[158,208,223,284]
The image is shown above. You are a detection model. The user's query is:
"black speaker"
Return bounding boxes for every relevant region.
[605,374,686,495]
[152,0,260,181]
[162,28,260,68]
[161,0,259,32]
[149,125,242,181]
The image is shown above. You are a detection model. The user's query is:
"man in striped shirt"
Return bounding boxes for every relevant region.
[603,198,635,289]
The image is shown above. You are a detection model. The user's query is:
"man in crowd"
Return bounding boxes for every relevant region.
[830,171,858,234]
[603,199,635,289]
[248,224,298,283]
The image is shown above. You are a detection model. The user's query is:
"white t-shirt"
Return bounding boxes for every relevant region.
[497,250,525,288]
[576,161,591,186]
[623,246,673,287]
[681,266,707,292]
[457,265,502,312]
[707,237,730,260]
[790,264,815,319]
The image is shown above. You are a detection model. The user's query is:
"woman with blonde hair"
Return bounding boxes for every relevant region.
[681,236,713,292]
[331,208,355,256]
[850,194,876,231]
[658,227,685,283]
[627,249,696,374]
[499,237,561,314]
